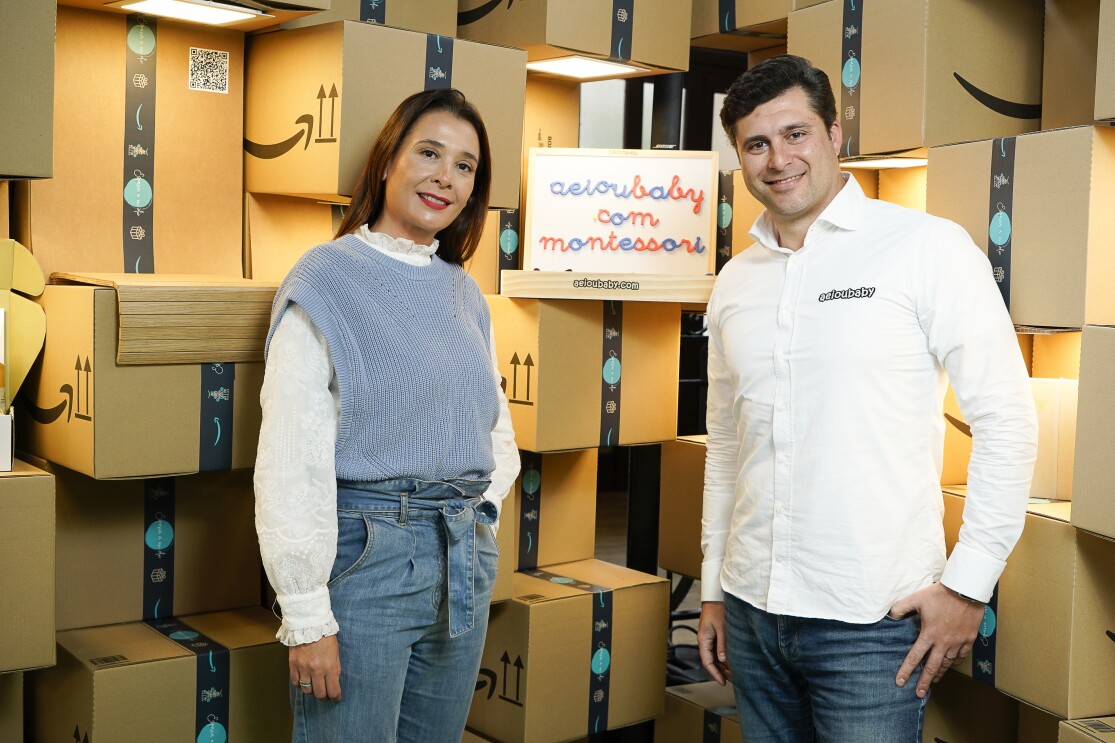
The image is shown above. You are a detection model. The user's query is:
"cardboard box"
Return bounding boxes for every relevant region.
[926,126,1115,328]
[486,296,681,452]
[0,672,21,743]
[514,448,598,571]
[1019,702,1065,743]
[1042,0,1102,129]
[691,0,789,54]
[658,435,706,579]
[943,493,1115,718]
[18,284,264,479]
[0,460,55,673]
[463,729,587,743]
[30,607,291,743]
[457,0,691,76]
[244,21,526,208]
[40,461,261,631]
[472,208,520,295]
[492,475,517,605]
[1061,717,1115,742]
[21,7,245,279]
[923,670,1019,743]
[280,0,456,35]
[1070,325,1115,540]
[467,559,669,743]
[656,681,742,742]
[788,0,1043,156]
[0,2,54,179]
[1100,0,1115,120]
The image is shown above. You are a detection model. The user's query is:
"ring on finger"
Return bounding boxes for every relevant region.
[298,680,312,689]
[943,654,956,661]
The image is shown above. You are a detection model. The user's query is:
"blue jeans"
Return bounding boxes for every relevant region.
[723,592,927,743]
[292,478,499,743]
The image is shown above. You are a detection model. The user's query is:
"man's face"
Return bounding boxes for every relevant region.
[731,86,844,230]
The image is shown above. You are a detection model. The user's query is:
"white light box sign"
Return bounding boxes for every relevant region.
[523,148,718,276]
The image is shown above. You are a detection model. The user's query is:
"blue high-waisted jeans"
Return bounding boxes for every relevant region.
[724,592,928,743]
[292,478,499,743]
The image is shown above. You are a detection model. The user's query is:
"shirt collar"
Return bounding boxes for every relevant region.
[748,172,867,251]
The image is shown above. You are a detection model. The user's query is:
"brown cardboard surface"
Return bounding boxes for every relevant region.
[458,0,690,74]
[44,462,261,631]
[1073,326,1115,540]
[467,559,668,743]
[1060,718,1115,742]
[492,476,516,604]
[515,449,598,570]
[1043,0,1102,129]
[789,0,1042,155]
[243,193,337,281]
[244,21,525,208]
[658,436,706,579]
[280,0,456,35]
[18,285,263,478]
[944,494,1115,718]
[927,127,1115,328]
[32,607,291,743]
[523,76,581,182]
[923,670,1019,742]
[0,672,22,743]
[0,460,55,673]
[691,0,788,53]
[27,7,244,279]
[486,297,680,451]
[1099,0,1115,120]
[1018,702,1065,743]
[0,183,7,239]
[0,2,55,179]
[657,681,741,742]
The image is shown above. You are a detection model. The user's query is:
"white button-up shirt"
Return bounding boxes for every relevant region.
[701,175,1037,623]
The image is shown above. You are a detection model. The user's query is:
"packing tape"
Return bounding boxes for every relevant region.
[716,170,735,273]
[600,301,623,447]
[719,0,736,33]
[986,137,1016,309]
[360,0,386,24]
[704,707,736,742]
[521,568,614,735]
[611,0,635,61]
[146,616,232,742]
[971,583,1000,688]
[516,450,542,571]
[199,362,235,472]
[143,477,176,621]
[425,34,454,90]
[123,14,157,274]
[497,208,520,290]
[840,0,863,158]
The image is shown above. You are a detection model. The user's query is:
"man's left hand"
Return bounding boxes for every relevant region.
[890,583,985,698]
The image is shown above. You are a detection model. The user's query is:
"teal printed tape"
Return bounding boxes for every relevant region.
[360,0,386,24]
[840,0,863,157]
[986,137,1016,309]
[425,35,453,90]
[719,0,736,33]
[611,0,634,61]
[199,363,235,471]
[142,478,176,620]
[600,302,622,447]
[497,208,520,290]
[123,14,157,273]
[717,170,734,273]
[972,583,999,687]
[146,617,231,743]
[517,451,542,571]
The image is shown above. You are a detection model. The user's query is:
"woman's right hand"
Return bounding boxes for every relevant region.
[290,634,343,702]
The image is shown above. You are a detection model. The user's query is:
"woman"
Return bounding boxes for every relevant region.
[254,88,519,743]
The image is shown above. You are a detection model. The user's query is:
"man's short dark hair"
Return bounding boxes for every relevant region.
[719,54,838,149]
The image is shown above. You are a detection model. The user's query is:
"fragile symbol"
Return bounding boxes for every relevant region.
[616,8,628,22]
[150,567,167,583]
[129,226,146,240]
[133,73,150,88]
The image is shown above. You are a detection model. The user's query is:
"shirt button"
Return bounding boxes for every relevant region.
[776,400,786,411]
[777,454,788,464]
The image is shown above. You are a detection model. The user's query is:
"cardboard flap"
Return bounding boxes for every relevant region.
[9,293,46,406]
[0,240,46,298]
[48,273,278,365]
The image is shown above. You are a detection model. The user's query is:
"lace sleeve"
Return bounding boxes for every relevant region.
[254,303,342,646]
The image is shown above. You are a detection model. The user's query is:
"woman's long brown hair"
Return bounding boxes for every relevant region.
[334,88,492,267]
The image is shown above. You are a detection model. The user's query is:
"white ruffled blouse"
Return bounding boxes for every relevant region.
[254,226,520,646]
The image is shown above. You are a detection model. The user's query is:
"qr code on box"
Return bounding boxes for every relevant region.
[188,47,229,94]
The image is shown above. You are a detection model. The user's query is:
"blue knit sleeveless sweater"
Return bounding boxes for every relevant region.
[265,234,498,482]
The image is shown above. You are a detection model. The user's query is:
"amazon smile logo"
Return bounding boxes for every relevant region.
[458,0,514,26]
[244,84,339,160]
[953,73,1041,120]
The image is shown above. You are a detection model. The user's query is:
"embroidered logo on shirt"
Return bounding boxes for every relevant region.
[818,287,876,302]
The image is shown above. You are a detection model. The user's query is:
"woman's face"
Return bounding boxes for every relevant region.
[372,110,480,246]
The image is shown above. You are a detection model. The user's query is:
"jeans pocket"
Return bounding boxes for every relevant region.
[328,512,374,588]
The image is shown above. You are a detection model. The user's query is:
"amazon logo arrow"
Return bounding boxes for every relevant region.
[244,113,314,160]
[953,73,1041,120]
[21,384,73,425]
[458,0,513,27]
[1107,629,1114,644]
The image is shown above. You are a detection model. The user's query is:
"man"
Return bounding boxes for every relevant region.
[698,54,1038,741]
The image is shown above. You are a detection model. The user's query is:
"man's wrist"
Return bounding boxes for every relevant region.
[942,583,984,605]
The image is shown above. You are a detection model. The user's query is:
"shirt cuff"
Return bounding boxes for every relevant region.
[275,586,340,647]
[940,541,1006,603]
[701,560,726,602]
